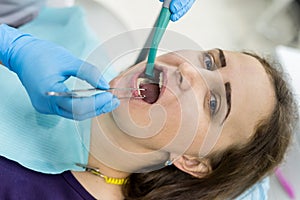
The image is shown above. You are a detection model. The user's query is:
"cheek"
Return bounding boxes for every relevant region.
[186,120,211,155]
[111,87,183,141]
[146,102,183,149]
[109,76,119,87]
[160,114,211,155]
[177,90,213,155]
[157,88,212,153]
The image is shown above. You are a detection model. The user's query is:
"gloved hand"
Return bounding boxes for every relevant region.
[0,24,119,121]
[160,0,195,21]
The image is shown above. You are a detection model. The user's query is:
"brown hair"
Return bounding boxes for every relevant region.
[122,52,299,200]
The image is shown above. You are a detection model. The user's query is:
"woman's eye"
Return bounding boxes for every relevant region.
[209,92,218,116]
[204,53,214,70]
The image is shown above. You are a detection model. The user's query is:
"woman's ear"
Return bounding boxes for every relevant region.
[172,155,212,178]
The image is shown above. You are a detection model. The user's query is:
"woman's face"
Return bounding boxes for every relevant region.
[109,49,275,158]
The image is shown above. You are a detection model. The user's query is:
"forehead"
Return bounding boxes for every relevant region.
[220,51,276,143]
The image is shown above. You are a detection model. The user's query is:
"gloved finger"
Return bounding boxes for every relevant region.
[170,0,195,21]
[55,92,119,119]
[73,61,110,90]
[170,0,185,13]
[159,0,164,2]
[56,92,114,115]
[77,97,119,120]
[54,108,74,120]
[56,97,119,120]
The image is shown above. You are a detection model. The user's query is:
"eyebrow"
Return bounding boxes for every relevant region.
[222,82,231,124]
[216,49,231,124]
[217,48,226,67]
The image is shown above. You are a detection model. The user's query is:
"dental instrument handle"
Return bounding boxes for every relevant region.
[145,0,171,78]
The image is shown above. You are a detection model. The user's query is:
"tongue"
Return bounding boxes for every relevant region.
[140,83,160,104]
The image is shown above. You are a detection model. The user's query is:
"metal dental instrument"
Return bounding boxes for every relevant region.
[144,0,171,78]
[46,87,145,98]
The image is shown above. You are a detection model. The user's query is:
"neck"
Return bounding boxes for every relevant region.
[87,153,129,180]
[72,154,128,200]
[72,113,169,199]
[89,113,169,173]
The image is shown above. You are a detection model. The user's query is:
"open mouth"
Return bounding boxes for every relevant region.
[136,67,164,104]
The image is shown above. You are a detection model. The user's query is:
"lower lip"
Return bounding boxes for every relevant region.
[131,69,145,98]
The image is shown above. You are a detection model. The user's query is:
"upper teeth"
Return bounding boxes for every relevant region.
[159,72,163,89]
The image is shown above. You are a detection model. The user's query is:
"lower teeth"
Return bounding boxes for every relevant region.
[137,78,148,96]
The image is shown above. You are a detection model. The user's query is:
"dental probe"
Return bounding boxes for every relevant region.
[145,0,171,78]
[46,88,145,98]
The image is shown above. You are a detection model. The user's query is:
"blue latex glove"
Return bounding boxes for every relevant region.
[160,0,195,21]
[0,24,119,120]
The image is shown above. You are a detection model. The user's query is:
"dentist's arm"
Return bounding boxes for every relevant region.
[160,0,196,21]
[0,24,119,121]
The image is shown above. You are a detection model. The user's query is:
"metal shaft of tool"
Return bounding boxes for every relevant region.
[118,95,146,99]
[69,87,145,93]
[46,88,145,98]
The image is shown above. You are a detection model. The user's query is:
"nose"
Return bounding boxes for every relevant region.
[176,62,197,91]
[178,61,197,75]
[177,62,199,89]
[178,61,225,94]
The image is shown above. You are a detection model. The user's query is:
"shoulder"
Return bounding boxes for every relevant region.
[0,156,95,200]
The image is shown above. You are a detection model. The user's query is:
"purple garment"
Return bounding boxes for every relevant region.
[0,156,95,200]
